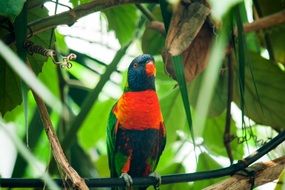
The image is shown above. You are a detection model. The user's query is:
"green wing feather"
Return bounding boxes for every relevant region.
[106,104,118,177]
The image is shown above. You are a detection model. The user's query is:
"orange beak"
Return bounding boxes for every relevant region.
[145,61,156,77]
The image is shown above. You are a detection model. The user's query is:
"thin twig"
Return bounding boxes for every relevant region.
[27,57,88,190]
[32,91,89,190]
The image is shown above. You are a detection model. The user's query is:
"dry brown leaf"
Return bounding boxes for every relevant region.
[163,0,214,82]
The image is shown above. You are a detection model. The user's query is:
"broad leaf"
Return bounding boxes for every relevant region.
[233,52,285,130]
[142,7,165,55]
[0,4,53,115]
[0,0,26,19]
[160,88,186,144]
[78,99,116,149]
[27,5,53,74]
[103,5,138,46]
[0,60,22,115]
[203,112,244,159]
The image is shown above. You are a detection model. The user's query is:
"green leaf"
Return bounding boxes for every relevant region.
[189,70,228,117]
[193,14,230,137]
[160,88,186,144]
[192,153,224,190]
[0,0,26,19]
[254,0,285,64]
[54,29,69,54]
[275,169,285,190]
[70,141,98,177]
[0,61,22,115]
[233,52,285,131]
[103,5,138,46]
[203,112,244,159]
[159,0,172,32]
[0,40,63,116]
[171,55,194,142]
[14,3,29,145]
[27,5,52,74]
[235,3,246,126]
[96,154,110,177]
[0,4,51,115]
[141,28,165,55]
[141,7,165,55]
[38,58,60,98]
[78,99,115,149]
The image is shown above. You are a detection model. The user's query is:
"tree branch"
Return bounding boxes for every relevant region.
[204,156,285,190]
[1,130,285,188]
[31,90,88,190]
[243,10,285,33]
[3,0,158,44]
[148,9,285,34]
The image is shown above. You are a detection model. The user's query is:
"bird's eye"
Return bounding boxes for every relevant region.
[133,63,138,68]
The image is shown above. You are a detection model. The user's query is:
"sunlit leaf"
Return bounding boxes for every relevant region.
[189,70,227,117]
[96,155,109,177]
[78,99,115,149]
[103,5,138,46]
[54,30,69,54]
[275,169,285,190]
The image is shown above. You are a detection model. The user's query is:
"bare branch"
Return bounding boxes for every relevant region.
[204,156,285,190]
[148,9,285,34]
[243,10,285,33]
[29,0,158,36]
[27,59,88,190]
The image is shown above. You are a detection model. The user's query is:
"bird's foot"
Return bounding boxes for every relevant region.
[120,173,133,189]
[149,172,161,190]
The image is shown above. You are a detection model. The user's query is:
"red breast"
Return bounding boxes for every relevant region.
[113,90,163,130]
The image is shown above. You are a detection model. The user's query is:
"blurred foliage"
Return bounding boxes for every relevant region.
[0,0,26,19]
[0,0,285,189]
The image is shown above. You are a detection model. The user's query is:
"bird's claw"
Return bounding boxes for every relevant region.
[149,172,161,190]
[120,173,133,188]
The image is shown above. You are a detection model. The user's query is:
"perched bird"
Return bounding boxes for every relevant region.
[107,54,166,189]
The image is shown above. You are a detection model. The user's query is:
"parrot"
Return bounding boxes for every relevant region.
[106,54,166,190]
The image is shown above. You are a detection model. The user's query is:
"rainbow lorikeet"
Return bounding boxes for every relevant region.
[107,54,166,189]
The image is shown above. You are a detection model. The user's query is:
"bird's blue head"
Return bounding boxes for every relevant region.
[126,54,156,92]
